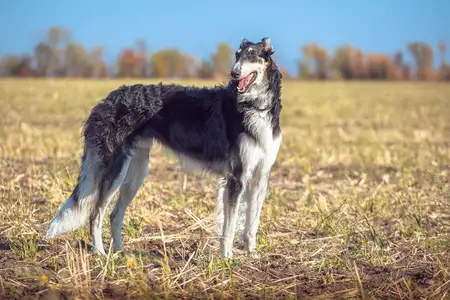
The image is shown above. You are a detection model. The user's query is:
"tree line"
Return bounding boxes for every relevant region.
[1,26,449,81]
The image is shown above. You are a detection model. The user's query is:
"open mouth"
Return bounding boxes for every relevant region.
[236,72,257,93]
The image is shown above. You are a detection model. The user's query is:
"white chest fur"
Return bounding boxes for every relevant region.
[240,111,282,176]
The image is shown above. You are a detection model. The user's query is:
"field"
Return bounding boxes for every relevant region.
[0,78,449,299]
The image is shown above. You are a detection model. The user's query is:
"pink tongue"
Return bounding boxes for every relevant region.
[238,74,251,89]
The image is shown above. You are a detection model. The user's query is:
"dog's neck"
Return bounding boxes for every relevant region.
[236,89,274,112]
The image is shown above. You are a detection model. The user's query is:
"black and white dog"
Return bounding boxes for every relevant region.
[46,37,282,259]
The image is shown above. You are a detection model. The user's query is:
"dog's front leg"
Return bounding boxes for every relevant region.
[243,172,269,257]
[220,173,246,259]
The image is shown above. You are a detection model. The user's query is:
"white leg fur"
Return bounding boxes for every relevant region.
[214,177,227,235]
[220,176,252,259]
[220,134,261,258]
[46,151,100,238]
[220,182,242,259]
[90,157,131,255]
[215,177,247,241]
[110,146,150,252]
[243,172,269,256]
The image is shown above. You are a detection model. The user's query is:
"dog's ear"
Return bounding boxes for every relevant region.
[240,38,250,48]
[262,37,275,55]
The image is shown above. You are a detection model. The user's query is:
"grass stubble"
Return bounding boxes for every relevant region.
[0,79,449,299]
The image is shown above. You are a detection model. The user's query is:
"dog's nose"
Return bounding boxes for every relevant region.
[231,69,241,79]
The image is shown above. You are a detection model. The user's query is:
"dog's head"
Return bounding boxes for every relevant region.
[231,37,276,94]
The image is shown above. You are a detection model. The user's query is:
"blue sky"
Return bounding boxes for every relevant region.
[1,0,449,75]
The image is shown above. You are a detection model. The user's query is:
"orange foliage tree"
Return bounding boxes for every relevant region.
[117,49,145,77]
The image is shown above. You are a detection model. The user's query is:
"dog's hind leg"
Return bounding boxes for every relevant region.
[90,151,131,255]
[110,145,151,252]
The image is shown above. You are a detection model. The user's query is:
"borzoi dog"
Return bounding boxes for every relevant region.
[46,37,282,259]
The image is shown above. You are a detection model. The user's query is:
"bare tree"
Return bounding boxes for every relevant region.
[35,26,72,77]
[34,42,53,76]
[136,39,149,77]
[407,42,434,80]
[89,46,107,78]
[65,42,88,77]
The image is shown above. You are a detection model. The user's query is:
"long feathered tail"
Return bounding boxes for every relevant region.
[46,149,101,238]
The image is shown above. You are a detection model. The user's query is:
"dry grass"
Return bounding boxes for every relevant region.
[0,78,449,299]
